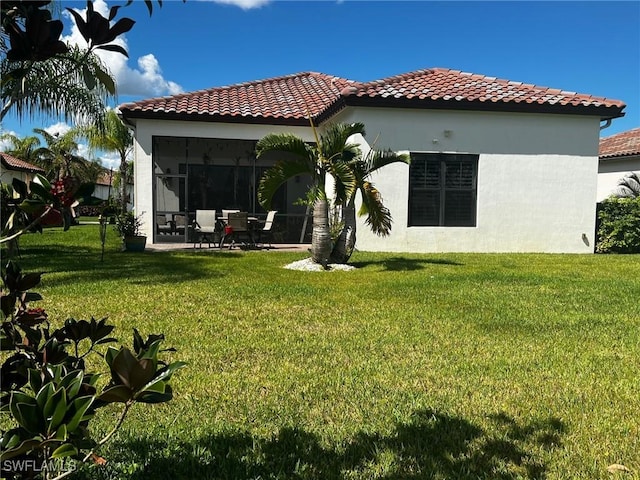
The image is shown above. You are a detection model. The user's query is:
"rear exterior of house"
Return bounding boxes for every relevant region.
[118,68,625,253]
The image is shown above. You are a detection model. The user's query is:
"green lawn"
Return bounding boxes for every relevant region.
[3,225,640,480]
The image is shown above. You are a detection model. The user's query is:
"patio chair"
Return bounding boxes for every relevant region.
[221,209,240,221]
[156,214,174,235]
[173,214,188,236]
[221,211,253,249]
[194,210,218,248]
[256,210,277,249]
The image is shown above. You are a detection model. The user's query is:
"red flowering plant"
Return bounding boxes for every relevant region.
[0,261,186,479]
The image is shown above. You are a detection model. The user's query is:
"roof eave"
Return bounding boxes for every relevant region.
[599,152,640,160]
[118,110,316,127]
[118,100,349,128]
[342,96,626,120]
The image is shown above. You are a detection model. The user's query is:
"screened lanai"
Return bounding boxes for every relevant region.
[153,136,311,244]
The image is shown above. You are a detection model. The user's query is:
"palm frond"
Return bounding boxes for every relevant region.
[1,46,113,126]
[359,181,393,236]
[329,160,357,205]
[364,149,410,174]
[319,122,365,163]
[258,159,317,209]
[613,172,640,198]
[256,133,314,163]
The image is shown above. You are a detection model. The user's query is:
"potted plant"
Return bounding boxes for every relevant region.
[115,211,146,252]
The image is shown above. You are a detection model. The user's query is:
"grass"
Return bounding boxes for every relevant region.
[3,225,640,479]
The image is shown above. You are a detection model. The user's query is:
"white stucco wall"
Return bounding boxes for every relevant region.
[0,168,34,187]
[129,107,604,252]
[597,155,640,201]
[331,107,602,253]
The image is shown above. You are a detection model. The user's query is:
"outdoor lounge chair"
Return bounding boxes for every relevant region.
[256,210,277,249]
[194,209,218,248]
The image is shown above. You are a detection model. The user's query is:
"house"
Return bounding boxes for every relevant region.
[597,127,640,201]
[0,152,45,187]
[118,68,625,252]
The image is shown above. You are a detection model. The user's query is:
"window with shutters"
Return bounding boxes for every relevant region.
[408,153,478,227]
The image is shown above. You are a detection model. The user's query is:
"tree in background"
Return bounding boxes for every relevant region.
[0,132,49,165]
[81,109,133,213]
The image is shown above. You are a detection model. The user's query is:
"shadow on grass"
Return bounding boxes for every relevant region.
[86,410,564,480]
[350,256,464,271]
[4,244,238,286]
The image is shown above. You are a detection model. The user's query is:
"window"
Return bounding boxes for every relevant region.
[409,153,478,227]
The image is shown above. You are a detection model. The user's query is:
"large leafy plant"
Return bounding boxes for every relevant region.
[1,174,97,249]
[0,261,186,479]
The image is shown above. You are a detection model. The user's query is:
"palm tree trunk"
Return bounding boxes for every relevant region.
[310,198,332,268]
[329,198,357,264]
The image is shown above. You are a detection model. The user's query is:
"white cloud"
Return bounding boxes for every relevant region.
[44,122,73,137]
[98,152,121,171]
[62,0,183,98]
[0,129,18,151]
[205,0,271,10]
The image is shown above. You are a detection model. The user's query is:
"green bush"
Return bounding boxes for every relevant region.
[596,196,640,253]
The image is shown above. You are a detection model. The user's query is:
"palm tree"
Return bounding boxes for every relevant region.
[81,110,133,213]
[612,172,640,198]
[0,133,49,165]
[1,46,115,129]
[330,147,410,264]
[256,122,364,267]
[33,128,87,181]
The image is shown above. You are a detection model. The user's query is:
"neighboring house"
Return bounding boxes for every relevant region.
[0,152,45,187]
[92,170,134,211]
[597,127,640,201]
[118,67,625,252]
[94,170,116,201]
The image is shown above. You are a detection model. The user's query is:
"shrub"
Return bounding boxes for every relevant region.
[596,196,640,253]
[0,261,185,479]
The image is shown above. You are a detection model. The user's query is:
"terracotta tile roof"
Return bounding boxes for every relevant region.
[599,127,640,159]
[0,152,45,173]
[96,171,114,186]
[348,68,625,111]
[119,68,626,125]
[119,72,356,125]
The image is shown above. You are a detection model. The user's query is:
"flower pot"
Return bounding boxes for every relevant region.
[123,235,147,252]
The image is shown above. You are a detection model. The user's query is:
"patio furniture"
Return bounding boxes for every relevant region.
[256,210,277,249]
[173,214,188,236]
[193,209,218,248]
[220,211,254,249]
[221,209,240,220]
[156,214,174,235]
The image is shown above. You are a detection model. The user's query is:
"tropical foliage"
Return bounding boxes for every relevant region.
[0,260,185,479]
[330,146,410,264]
[1,0,181,126]
[612,171,640,198]
[0,173,97,251]
[596,195,640,253]
[257,122,408,265]
[80,110,133,213]
[256,122,363,267]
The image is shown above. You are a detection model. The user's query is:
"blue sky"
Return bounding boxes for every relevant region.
[1,0,639,168]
